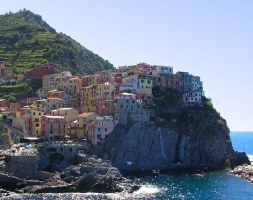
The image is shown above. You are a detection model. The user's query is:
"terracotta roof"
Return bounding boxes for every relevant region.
[47,97,64,101]
[78,112,96,118]
[44,115,65,119]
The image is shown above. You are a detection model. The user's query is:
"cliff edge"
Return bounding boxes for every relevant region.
[101,105,249,172]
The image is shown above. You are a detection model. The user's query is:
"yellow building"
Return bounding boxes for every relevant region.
[77,112,97,138]
[96,82,115,101]
[81,75,97,87]
[0,67,13,79]
[31,109,44,136]
[80,84,97,112]
[66,76,82,95]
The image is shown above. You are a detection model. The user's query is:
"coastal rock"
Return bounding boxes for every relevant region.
[64,157,123,193]
[231,165,253,183]
[102,106,249,172]
[228,152,251,169]
[0,173,22,190]
[0,156,125,194]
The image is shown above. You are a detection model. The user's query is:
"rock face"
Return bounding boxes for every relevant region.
[0,156,124,194]
[103,123,232,171]
[102,107,249,172]
[60,157,123,193]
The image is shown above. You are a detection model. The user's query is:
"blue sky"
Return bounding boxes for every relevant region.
[1,0,253,131]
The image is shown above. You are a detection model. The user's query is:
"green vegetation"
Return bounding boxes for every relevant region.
[202,96,214,110]
[0,81,32,97]
[0,9,114,75]
[153,88,181,108]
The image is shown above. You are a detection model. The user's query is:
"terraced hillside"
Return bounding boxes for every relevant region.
[0,9,114,76]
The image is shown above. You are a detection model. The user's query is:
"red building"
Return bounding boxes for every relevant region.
[25,64,58,79]
[114,73,122,84]
[0,99,9,108]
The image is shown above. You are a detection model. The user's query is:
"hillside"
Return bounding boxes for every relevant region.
[0,9,114,75]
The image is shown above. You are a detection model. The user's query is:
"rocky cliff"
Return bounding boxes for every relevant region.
[101,106,249,172]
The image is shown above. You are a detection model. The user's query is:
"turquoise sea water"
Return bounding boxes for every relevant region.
[3,132,253,200]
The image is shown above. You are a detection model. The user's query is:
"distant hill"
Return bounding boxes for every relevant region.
[0,9,114,76]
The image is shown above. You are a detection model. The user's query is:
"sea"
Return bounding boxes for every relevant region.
[3,132,253,200]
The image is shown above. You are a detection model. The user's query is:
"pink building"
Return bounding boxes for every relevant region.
[0,99,9,108]
[41,115,65,141]
[97,100,115,116]
[51,108,79,123]
[88,116,118,145]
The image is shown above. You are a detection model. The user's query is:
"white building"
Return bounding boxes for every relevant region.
[156,65,173,75]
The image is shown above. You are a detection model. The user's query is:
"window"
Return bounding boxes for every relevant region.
[105,128,107,132]
[120,105,123,108]
[98,128,100,132]
[69,148,72,152]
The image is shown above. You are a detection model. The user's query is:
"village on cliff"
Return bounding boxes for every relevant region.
[0,61,204,177]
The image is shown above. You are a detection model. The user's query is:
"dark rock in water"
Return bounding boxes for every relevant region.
[63,175,77,183]
[0,188,13,198]
[66,157,123,193]
[129,184,141,193]
[32,185,75,193]
[0,173,22,190]
[32,171,55,181]
[75,172,103,192]
[228,152,251,169]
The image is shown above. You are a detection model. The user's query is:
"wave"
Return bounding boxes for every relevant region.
[133,185,161,195]
[3,185,163,200]
[247,154,253,164]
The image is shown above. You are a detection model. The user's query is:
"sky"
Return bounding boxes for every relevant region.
[0,0,253,131]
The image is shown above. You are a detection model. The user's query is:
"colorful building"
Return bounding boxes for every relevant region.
[183,92,203,106]
[155,65,173,75]
[41,115,65,141]
[9,103,20,111]
[51,108,79,123]
[97,100,115,116]
[67,76,82,95]
[31,110,44,136]
[0,67,13,79]
[79,84,97,112]
[87,116,119,145]
[25,64,57,79]
[0,99,9,108]
[45,98,64,113]
[77,112,97,138]
[96,71,111,84]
